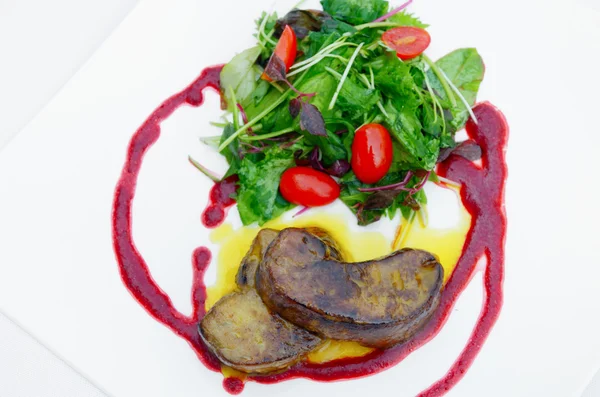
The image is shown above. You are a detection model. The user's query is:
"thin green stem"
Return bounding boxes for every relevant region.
[217,91,291,152]
[329,42,364,110]
[188,156,221,183]
[423,54,457,108]
[210,121,227,128]
[217,70,310,152]
[270,81,285,93]
[241,127,296,141]
[395,210,416,249]
[355,21,404,31]
[263,29,277,46]
[229,87,240,130]
[291,38,349,69]
[418,205,429,228]
[437,67,479,124]
[325,66,343,79]
[377,101,390,118]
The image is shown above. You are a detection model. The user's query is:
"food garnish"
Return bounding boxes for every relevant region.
[191,0,485,227]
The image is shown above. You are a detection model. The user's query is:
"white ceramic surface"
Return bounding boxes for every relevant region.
[1,0,599,396]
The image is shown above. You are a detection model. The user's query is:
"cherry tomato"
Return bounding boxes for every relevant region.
[262,25,297,81]
[351,123,393,184]
[382,26,431,60]
[280,167,340,207]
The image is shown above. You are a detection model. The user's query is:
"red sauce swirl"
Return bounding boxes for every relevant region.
[112,66,508,396]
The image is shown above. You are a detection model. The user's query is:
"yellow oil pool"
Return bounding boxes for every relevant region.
[207,206,470,366]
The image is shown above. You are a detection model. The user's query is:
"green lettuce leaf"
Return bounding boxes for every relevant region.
[236,147,295,225]
[321,0,389,25]
[426,48,485,132]
[220,46,263,111]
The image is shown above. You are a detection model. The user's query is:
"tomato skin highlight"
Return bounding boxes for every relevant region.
[382,26,431,60]
[262,25,297,81]
[279,167,340,207]
[351,124,393,184]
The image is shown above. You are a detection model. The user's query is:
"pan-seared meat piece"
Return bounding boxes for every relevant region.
[256,228,444,349]
[236,229,279,288]
[199,289,321,374]
[236,227,342,288]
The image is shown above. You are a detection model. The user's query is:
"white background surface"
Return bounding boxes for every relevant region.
[1,0,600,396]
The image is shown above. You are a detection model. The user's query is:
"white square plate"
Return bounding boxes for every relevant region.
[1,0,600,396]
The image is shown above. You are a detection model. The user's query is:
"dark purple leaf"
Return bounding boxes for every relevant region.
[294,149,310,166]
[289,98,301,118]
[437,140,482,163]
[299,103,327,137]
[275,10,331,40]
[264,54,287,82]
[453,141,482,161]
[326,160,351,177]
[305,147,350,177]
[437,147,454,163]
[363,190,402,210]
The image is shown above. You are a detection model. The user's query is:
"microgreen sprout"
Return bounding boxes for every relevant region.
[329,42,364,110]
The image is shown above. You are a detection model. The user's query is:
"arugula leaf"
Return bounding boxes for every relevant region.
[426,48,485,132]
[236,147,295,225]
[321,0,389,26]
[220,46,263,111]
[388,11,429,28]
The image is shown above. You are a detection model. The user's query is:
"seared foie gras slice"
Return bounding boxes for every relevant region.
[256,228,443,348]
[199,289,321,374]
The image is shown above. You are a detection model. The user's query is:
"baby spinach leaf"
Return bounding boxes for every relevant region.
[321,0,389,25]
[220,46,263,111]
[427,48,484,106]
[426,48,485,132]
[295,72,337,115]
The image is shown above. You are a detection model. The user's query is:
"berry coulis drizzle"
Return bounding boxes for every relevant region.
[112,66,508,396]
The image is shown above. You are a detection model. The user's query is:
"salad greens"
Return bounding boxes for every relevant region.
[195,0,485,226]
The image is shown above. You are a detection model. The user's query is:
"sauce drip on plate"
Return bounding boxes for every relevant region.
[112,66,508,396]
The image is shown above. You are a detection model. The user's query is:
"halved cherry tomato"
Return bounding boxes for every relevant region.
[382,26,431,60]
[280,167,340,207]
[262,25,297,81]
[351,123,393,184]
